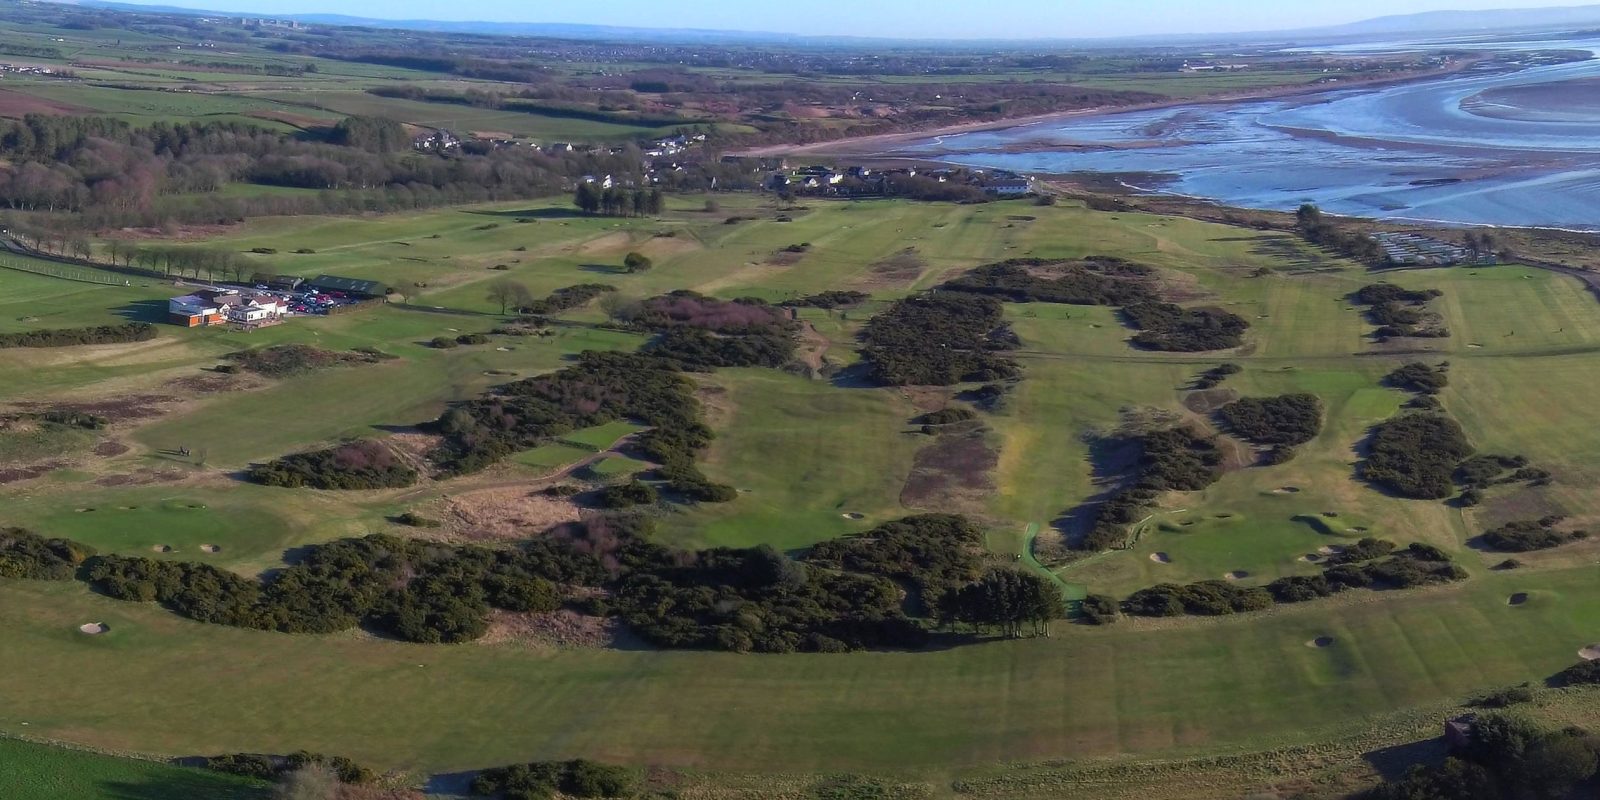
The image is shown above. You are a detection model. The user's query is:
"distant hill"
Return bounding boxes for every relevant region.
[1309,4,1600,36]
[60,0,1600,44]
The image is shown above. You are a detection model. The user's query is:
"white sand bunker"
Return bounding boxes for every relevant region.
[1317,545,1346,556]
[200,544,220,554]
[1508,593,1529,606]
[1273,487,1301,495]
[841,512,865,520]
[1149,552,1172,564]
[1306,636,1335,649]
[151,544,173,553]
[1223,570,1250,581]
[78,622,108,635]
[1580,645,1600,661]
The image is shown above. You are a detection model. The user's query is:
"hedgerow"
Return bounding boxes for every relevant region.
[226,344,393,378]
[204,752,374,784]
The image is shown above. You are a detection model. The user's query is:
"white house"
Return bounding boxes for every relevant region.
[226,294,286,324]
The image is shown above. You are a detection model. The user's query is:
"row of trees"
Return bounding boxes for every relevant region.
[1,219,261,282]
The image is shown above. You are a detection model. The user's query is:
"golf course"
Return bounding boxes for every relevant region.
[3,193,1599,798]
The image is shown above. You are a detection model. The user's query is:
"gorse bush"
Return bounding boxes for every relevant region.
[0,527,95,580]
[246,440,418,490]
[82,534,589,643]
[0,322,155,349]
[470,759,633,799]
[1122,302,1250,352]
[1362,413,1474,499]
[1387,362,1450,395]
[939,257,1157,305]
[204,751,374,784]
[1072,427,1224,552]
[861,292,1018,386]
[1480,518,1588,552]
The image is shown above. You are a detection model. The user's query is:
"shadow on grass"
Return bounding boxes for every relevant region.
[1361,736,1447,782]
[97,774,268,800]
[114,299,170,324]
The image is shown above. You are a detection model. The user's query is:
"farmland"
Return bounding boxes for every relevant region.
[3,187,1600,798]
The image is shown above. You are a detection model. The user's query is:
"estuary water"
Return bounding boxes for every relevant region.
[896,37,1600,230]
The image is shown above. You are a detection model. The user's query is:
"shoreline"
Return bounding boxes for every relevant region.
[734,57,1497,159]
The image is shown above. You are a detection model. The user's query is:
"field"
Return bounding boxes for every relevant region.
[4,194,1600,797]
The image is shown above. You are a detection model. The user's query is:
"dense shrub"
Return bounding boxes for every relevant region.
[456,333,491,346]
[431,336,461,349]
[82,533,590,642]
[226,344,392,377]
[1135,542,1466,618]
[1123,580,1274,617]
[1480,519,1588,552]
[0,322,156,349]
[1362,413,1474,499]
[246,440,418,490]
[1387,362,1449,395]
[629,291,786,333]
[1216,393,1323,457]
[939,257,1157,305]
[205,752,374,784]
[425,351,735,501]
[1122,302,1249,352]
[1192,363,1242,390]
[1355,283,1448,339]
[396,512,442,528]
[914,408,978,426]
[861,292,1019,386]
[1079,593,1119,624]
[784,290,869,309]
[1469,686,1535,709]
[33,410,109,430]
[470,759,633,799]
[1552,659,1600,687]
[595,481,659,509]
[1456,454,1528,489]
[806,514,986,598]
[521,283,615,315]
[1073,427,1224,552]
[0,527,94,580]
[643,326,796,370]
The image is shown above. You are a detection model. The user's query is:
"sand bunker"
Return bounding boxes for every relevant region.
[1149,552,1172,564]
[1224,570,1250,580]
[1317,545,1346,556]
[1273,486,1301,495]
[151,544,173,553]
[1507,593,1529,606]
[1306,636,1336,649]
[200,544,220,554]
[78,622,108,635]
[841,512,865,520]
[1580,645,1600,661]
[1299,553,1324,563]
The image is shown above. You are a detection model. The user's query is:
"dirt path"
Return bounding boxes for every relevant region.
[795,321,831,373]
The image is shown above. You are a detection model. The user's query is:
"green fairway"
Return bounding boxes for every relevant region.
[0,737,267,800]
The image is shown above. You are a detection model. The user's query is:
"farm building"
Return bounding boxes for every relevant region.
[304,275,386,298]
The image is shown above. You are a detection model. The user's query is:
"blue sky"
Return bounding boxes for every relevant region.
[113,0,1594,38]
